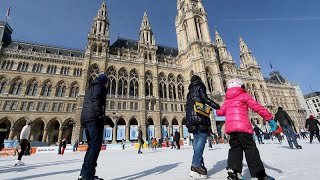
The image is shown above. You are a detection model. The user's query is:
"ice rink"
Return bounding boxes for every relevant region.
[0,140,319,180]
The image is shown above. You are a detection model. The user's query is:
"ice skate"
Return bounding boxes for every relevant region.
[296,145,302,149]
[252,175,275,180]
[14,160,25,167]
[190,166,208,179]
[227,168,244,180]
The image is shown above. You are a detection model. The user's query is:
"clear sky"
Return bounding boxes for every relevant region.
[1,0,319,94]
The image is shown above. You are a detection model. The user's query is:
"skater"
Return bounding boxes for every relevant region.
[73,140,79,152]
[15,121,31,166]
[208,132,213,150]
[58,140,62,154]
[216,78,276,180]
[186,75,220,179]
[170,134,176,149]
[61,138,67,155]
[24,140,31,156]
[305,115,320,143]
[0,123,7,152]
[79,74,108,180]
[253,125,264,144]
[165,136,169,147]
[275,107,302,149]
[152,138,157,151]
[273,126,283,144]
[121,139,125,150]
[300,127,308,139]
[174,130,181,149]
[138,126,144,154]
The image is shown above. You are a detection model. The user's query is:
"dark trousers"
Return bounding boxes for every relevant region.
[175,140,180,149]
[228,132,266,178]
[282,125,298,148]
[18,139,28,160]
[80,121,104,179]
[309,130,320,142]
[138,140,143,153]
[257,135,263,144]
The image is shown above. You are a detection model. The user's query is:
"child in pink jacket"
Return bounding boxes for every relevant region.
[216,78,277,180]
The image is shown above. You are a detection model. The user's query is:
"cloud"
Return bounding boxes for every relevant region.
[224,17,320,22]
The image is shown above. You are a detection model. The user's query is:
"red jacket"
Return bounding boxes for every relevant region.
[216,87,273,134]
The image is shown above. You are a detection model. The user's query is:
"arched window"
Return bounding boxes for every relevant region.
[159,73,167,99]
[26,80,38,96]
[194,17,203,41]
[56,82,66,97]
[177,75,184,100]
[89,64,100,83]
[129,69,139,97]
[10,78,23,95]
[70,83,79,98]
[41,80,53,97]
[0,77,7,93]
[106,66,116,96]
[118,68,128,97]
[206,67,214,93]
[145,71,153,96]
[168,74,176,99]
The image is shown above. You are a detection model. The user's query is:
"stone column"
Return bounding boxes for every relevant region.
[112,127,116,143]
[58,128,63,143]
[180,125,183,139]
[42,128,48,142]
[8,128,15,140]
[126,125,130,142]
[169,125,173,137]
[155,125,161,139]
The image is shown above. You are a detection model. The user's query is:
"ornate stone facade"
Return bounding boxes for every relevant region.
[0,0,305,144]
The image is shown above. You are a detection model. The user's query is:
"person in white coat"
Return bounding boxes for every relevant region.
[15,121,31,166]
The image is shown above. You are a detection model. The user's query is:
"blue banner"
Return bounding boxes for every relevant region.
[183,125,189,139]
[147,125,154,140]
[173,125,180,133]
[162,125,169,138]
[214,109,225,121]
[130,125,138,140]
[4,140,18,148]
[104,127,113,141]
[117,125,126,140]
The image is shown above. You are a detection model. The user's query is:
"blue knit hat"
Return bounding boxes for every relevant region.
[97,74,107,83]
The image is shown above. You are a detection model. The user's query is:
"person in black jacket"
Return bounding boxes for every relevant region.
[305,115,320,143]
[274,107,302,149]
[138,126,143,154]
[186,75,220,179]
[79,74,108,180]
[0,123,7,152]
[253,125,264,144]
[174,130,181,149]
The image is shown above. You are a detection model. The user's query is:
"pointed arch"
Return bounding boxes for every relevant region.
[26,78,39,96]
[159,72,167,99]
[56,81,67,97]
[168,73,176,99]
[9,77,23,95]
[69,82,79,98]
[0,76,8,94]
[145,70,153,96]
[88,63,100,83]
[41,79,53,97]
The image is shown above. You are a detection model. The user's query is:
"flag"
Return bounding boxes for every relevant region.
[270,62,273,70]
[6,6,11,19]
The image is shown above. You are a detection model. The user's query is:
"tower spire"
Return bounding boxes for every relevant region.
[139,11,155,46]
[239,37,259,68]
[88,0,109,41]
[215,29,226,48]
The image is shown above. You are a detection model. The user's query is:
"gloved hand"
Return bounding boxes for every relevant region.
[268,120,277,132]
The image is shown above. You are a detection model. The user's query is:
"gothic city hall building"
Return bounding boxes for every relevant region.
[0,0,305,145]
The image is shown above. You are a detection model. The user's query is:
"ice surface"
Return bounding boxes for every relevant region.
[0,140,319,180]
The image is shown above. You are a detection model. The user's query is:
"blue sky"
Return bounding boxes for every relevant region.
[0,0,319,94]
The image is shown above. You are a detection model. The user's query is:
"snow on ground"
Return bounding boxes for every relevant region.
[0,140,319,180]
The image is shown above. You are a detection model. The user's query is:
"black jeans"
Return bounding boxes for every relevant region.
[257,135,263,144]
[228,132,266,178]
[310,130,320,142]
[175,140,180,149]
[18,139,28,160]
[80,121,104,179]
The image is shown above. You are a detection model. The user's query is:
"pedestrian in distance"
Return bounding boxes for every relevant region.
[170,134,176,149]
[58,140,62,154]
[121,139,125,150]
[186,75,220,179]
[253,125,264,144]
[73,140,79,152]
[152,138,157,151]
[61,138,67,155]
[138,126,144,154]
[275,107,302,149]
[174,130,181,150]
[216,78,276,180]
[15,121,31,166]
[79,74,109,180]
[305,115,320,143]
[165,136,169,147]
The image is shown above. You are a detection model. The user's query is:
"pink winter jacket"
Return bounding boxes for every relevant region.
[216,87,273,134]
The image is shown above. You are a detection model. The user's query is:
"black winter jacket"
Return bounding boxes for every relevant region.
[81,79,107,124]
[186,75,220,128]
[138,129,143,141]
[254,126,263,136]
[274,110,294,127]
[305,118,320,131]
[174,131,180,141]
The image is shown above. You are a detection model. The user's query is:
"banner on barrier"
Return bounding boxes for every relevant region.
[36,146,73,154]
[117,125,126,140]
[147,125,154,140]
[162,125,169,138]
[104,127,113,141]
[130,125,138,140]
[173,125,180,133]
[183,125,189,138]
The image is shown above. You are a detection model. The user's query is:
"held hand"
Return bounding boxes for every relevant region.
[268,120,277,132]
